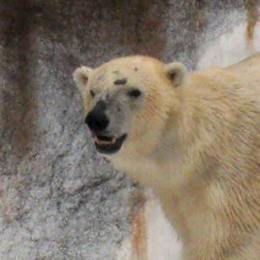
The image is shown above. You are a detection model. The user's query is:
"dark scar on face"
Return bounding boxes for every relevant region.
[134,67,138,71]
[114,78,127,85]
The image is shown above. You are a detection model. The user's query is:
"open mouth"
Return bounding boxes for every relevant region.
[92,134,127,154]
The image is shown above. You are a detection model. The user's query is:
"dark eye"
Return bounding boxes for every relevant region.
[90,90,95,98]
[127,88,142,98]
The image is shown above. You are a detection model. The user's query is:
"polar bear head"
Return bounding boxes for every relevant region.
[73,56,186,156]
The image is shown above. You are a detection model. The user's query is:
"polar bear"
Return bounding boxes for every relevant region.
[73,54,260,260]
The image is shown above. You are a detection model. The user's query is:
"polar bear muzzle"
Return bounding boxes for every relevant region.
[85,100,127,154]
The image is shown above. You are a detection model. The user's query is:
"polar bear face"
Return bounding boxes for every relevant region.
[73,56,186,156]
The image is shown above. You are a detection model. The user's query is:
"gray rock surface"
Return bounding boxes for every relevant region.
[0,0,256,259]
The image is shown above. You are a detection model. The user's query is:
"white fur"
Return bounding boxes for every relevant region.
[73,66,92,94]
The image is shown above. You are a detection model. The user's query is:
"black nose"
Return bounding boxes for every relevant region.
[85,101,109,133]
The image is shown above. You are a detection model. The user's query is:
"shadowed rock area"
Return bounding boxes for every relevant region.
[0,0,258,259]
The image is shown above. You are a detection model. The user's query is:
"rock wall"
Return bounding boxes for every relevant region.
[0,0,258,259]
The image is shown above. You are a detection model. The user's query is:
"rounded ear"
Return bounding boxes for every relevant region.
[165,62,187,87]
[73,66,93,95]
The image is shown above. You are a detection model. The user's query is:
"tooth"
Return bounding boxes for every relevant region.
[93,135,117,146]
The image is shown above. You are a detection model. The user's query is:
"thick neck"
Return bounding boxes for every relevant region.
[156,75,235,191]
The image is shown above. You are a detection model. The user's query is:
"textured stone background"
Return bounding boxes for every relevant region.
[0,0,258,259]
